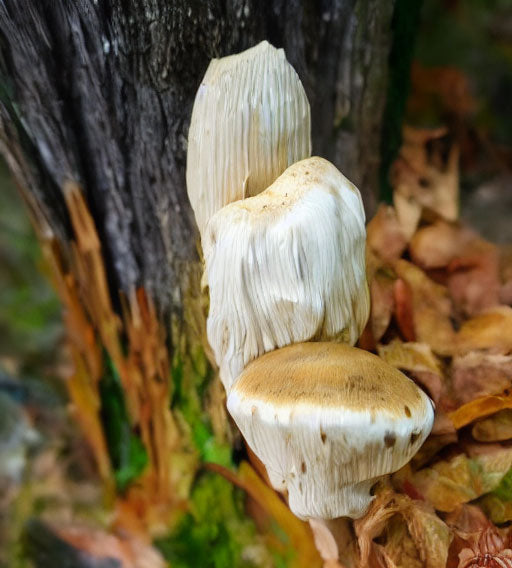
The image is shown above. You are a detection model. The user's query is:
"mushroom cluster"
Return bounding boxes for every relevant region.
[186,42,434,523]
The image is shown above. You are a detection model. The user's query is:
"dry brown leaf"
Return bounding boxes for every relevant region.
[370,269,396,342]
[472,409,512,442]
[377,340,442,375]
[354,489,400,567]
[393,277,416,342]
[444,505,497,568]
[382,517,423,568]
[409,222,475,269]
[394,260,457,355]
[447,239,501,317]
[500,245,512,305]
[377,340,444,403]
[451,352,512,406]
[400,447,512,512]
[478,494,512,525]
[450,392,512,430]
[354,488,451,568]
[457,529,512,567]
[456,307,512,355]
[393,191,423,242]
[367,205,408,263]
[392,126,459,237]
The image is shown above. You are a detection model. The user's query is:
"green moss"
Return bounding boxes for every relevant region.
[99,356,148,492]
[156,473,259,568]
[171,351,232,467]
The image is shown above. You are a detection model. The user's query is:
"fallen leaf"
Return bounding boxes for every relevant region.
[394,260,456,355]
[377,340,444,403]
[400,447,512,512]
[457,530,512,567]
[370,269,396,342]
[456,307,512,355]
[478,494,512,525]
[354,488,451,568]
[394,191,423,242]
[500,245,512,305]
[450,393,512,430]
[367,205,408,264]
[378,340,442,375]
[393,278,416,342]
[451,352,512,406]
[383,516,423,568]
[472,410,512,442]
[444,505,500,568]
[447,239,501,317]
[410,222,475,269]
[392,126,459,234]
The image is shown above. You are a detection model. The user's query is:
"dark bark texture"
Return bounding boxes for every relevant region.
[0,0,394,331]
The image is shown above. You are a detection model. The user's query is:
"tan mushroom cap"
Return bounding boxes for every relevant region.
[227,342,434,520]
[186,40,311,236]
[204,157,369,391]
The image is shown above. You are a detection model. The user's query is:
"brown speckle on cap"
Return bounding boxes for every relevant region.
[301,461,307,473]
[404,405,411,417]
[384,432,396,448]
[410,432,420,445]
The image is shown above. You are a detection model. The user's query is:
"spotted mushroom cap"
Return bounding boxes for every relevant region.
[227,342,434,520]
[204,157,369,391]
[186,40,311,237]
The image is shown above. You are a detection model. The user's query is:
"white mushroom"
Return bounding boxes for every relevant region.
[204,157,369,391]
[186,40,311,237]
[227,342,434,520]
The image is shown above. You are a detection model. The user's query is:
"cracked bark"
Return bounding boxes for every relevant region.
[0,0,394,322]
[0,0,396,537]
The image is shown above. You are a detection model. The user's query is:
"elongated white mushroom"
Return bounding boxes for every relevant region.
[204,157,369,391]
[227,342,434,520]
[186,40,311,237]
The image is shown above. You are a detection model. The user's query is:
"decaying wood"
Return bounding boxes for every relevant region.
[0,0,394,323]
[0,0,395,536]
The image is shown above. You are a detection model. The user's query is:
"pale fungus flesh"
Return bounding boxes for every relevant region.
[186,40,311,236]
[204,157,369,391]
[227,342,435,520]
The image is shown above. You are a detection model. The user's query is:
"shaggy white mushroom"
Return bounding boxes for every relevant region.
[186,40,311,237]
[203,157,369,391]
[227,342,434,520]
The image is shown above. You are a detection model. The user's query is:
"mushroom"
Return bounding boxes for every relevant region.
[203,156,369,391]
[227,342,434,520]
[186,40,311,237]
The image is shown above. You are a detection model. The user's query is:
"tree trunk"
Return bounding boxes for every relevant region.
[0,0,395,559]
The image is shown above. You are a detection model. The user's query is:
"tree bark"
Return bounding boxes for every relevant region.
[0,0,395,552]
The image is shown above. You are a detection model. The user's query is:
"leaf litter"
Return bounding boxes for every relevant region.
[346,126,512,567]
